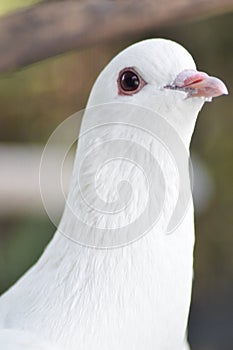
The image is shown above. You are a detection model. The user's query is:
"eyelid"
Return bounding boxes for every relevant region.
[117,67,147,96]
[119,67,146,82]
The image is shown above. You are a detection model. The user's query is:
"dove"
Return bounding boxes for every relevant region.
[0,39,227,350]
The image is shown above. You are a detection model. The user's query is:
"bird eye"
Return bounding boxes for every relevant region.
[120,71,139,91]
[118,68,145,95]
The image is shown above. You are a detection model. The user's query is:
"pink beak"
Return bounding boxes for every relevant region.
[166,69,228,100]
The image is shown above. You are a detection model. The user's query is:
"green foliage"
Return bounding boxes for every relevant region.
[0,0,40,16]
[0,216,54,294]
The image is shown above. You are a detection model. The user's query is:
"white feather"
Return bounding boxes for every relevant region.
[0,329,59,350]
[0,39,207,350]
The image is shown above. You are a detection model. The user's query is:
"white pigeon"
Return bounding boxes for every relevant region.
[0,39,227,350]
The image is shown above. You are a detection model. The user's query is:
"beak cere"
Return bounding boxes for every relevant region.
[165,69,228,100]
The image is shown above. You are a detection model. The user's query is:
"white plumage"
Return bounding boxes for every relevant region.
[0,39,227,350]
[0,329,59,350]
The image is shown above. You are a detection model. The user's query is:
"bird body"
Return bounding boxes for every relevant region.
[0,39,227,350]
[0,214,194,350]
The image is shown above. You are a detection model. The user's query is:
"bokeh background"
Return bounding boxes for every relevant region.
[0,2,232,349]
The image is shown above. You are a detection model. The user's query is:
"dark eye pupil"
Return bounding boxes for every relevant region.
[120,71,140,91]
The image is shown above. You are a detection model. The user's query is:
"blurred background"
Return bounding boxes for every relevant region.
[0,1,232,349]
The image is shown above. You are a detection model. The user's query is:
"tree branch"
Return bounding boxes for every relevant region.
[0,0,233,73]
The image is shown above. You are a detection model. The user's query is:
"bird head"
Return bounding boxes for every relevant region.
[87,38,228,145]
